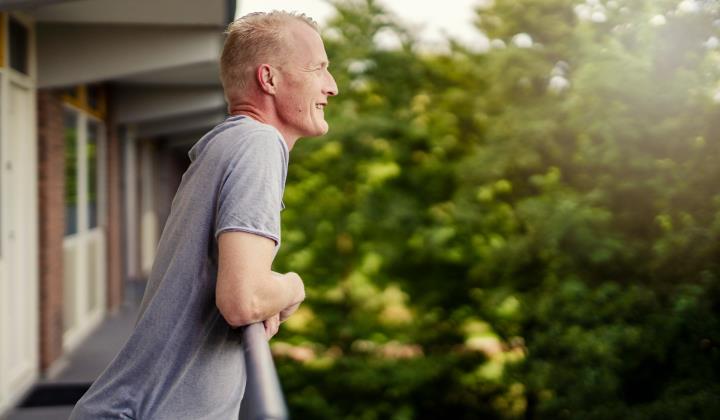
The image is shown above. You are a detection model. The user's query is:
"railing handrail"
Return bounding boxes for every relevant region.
[239,322,289,420]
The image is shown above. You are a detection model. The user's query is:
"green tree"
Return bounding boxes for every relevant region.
[272,0,720,418]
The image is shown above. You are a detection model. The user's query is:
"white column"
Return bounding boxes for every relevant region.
[139,140,158,277]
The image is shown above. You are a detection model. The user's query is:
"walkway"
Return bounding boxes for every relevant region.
[2,282,145,420]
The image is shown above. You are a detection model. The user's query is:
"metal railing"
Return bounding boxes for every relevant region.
[239,322,289,420]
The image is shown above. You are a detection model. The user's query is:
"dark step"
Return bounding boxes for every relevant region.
[19,383,92,407]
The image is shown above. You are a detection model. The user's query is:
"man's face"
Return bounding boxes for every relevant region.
[274,21,338,139]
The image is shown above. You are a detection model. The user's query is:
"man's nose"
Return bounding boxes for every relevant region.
[323,71,339,96]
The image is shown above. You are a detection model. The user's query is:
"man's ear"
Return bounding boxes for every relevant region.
[257,64,277,95]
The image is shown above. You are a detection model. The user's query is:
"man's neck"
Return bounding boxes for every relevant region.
[228,103,297,150]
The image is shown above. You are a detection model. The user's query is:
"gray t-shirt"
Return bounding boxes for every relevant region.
[70,115,289,419]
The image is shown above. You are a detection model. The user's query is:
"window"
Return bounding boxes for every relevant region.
[87,121,99,229]
[59,87,78,102]
[8,16,29,75]
[61,105,108,340]
[61,85,105,119]
[64,111,78,236]
[86,84,101,112]
[64,108,104,237]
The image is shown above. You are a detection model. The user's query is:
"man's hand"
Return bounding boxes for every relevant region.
[263,272,304,339]
[263,313,280,340]
[272,271,305,322]
[279,301,301,322]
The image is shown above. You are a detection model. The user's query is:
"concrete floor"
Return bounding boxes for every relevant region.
[2,282,144,420]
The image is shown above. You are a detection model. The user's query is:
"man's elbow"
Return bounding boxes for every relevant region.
[216,292,262,328]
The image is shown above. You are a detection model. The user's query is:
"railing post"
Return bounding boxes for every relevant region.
[239,322,289,420]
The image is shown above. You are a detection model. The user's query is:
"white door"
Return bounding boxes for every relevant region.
[62,110,107,351]
[0,78,39,413]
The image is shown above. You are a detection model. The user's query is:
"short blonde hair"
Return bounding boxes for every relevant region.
[220,11,319,95]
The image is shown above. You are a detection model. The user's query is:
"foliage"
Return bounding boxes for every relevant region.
[273,0,720,418]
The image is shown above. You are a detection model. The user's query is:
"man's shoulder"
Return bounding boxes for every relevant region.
[222,115,279,137]
[211,117,287,158]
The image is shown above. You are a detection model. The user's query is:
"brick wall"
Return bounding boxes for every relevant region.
[105,92,123,312]
[37,85,126,369]
[37,89,64,370]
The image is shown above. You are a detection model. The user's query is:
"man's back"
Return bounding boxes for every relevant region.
[69,116,289,420]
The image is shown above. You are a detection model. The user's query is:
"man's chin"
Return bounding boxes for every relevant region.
[302,125,329,138]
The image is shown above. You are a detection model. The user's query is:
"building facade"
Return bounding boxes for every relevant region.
[0,0,234,414]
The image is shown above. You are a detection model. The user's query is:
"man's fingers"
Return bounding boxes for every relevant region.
[268,317,279,339]
[271,315,281,337]
[263,314,281,340]
[263,320,272,340]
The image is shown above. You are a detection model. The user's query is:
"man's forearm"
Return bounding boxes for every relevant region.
[217,268,304,327]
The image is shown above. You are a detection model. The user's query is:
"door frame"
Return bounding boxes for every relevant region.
[0,11,38,415]
[61,104,108,352]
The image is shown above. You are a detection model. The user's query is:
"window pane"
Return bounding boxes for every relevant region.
[64,112,78,236]
[9,17,29,75]
[87,84,101,111]
[59,87,78,102]
[87,122,99,229]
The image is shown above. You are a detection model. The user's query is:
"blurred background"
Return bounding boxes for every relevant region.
[1,0,719,419]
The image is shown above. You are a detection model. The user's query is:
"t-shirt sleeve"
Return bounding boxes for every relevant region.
[214,130,286,245]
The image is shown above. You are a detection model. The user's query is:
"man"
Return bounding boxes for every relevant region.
[70,11,338,419]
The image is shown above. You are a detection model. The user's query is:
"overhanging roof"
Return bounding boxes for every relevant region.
[115,61,221,87]
[25,0,235,141]
[32,0,230,26]
[137,110,227,138]
[0,0,69,11]
[37,24,223,88]
[114,86,225,125]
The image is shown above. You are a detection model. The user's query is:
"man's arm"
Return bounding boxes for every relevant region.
[216,231,304,328]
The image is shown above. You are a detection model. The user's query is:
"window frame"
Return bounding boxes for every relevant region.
[63,103,107,238]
